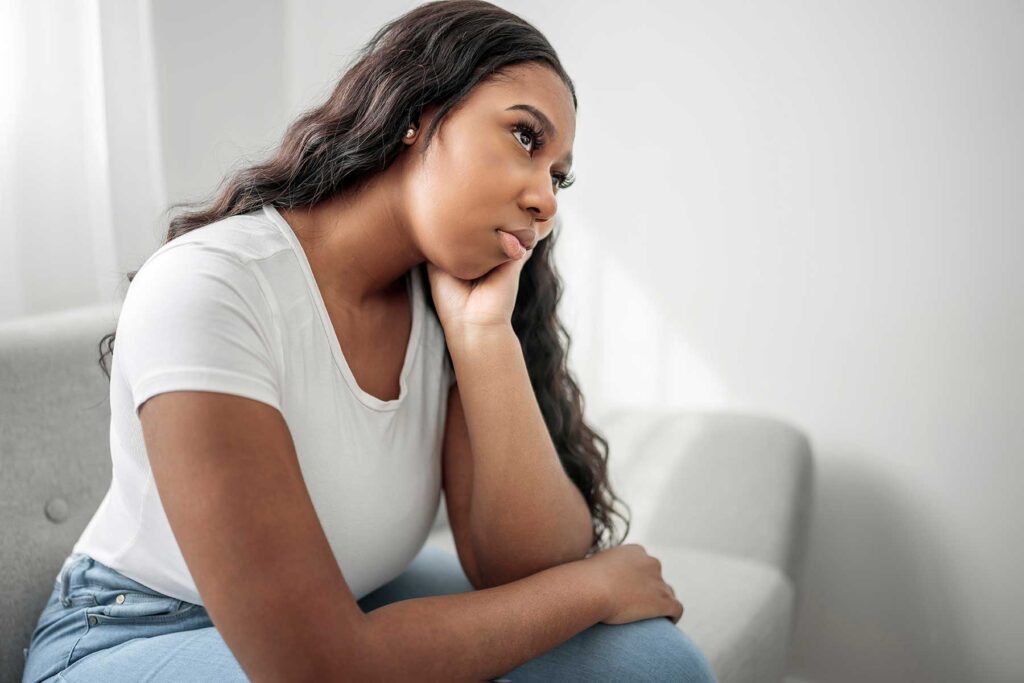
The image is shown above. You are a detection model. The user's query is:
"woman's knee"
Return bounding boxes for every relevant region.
[584,618,717,683]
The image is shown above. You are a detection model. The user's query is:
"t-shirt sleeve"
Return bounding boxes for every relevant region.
[115,243,283,415]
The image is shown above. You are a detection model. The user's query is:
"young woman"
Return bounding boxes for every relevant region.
[21,1,716,680]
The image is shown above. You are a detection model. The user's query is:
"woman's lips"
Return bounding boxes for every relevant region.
[503,228,536,250]
[497,229,527,259]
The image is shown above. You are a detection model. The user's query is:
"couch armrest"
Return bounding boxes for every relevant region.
[594,408,814,582]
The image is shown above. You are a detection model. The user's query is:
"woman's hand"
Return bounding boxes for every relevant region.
[425,246,534,332]
[586,544,685,625]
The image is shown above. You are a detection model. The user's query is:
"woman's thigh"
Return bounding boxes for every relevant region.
[45,628,246,683]
[22,548,465,683]
[25,547,716,682]
[496,617,717,682]
[360,544,718,683]
[21,554,244,683]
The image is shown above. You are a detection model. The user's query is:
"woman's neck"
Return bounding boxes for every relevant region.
[279,176,424,310]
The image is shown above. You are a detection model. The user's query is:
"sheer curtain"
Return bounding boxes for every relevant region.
[0,0,165,323]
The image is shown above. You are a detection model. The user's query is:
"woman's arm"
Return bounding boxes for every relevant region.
[140,389,611,682]
[445,324,594,586]
[361,556,608,681]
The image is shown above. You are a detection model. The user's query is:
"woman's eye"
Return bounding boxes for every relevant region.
[512,121,574,191]
[514,129,535,151]
[512,121,544,153]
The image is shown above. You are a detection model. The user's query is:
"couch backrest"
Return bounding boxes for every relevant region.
[0,302,121,682]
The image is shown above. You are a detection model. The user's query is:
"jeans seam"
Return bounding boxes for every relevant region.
[58,555,94,606]
[61,611,93,672]
[87,602,200,625]
[40,595,98,618]
[64,583,141,593]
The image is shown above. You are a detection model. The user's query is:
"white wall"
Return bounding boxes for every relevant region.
[530,3,1023,680]
[6,0,1020,680]
[538,2,1023,680]
[149,0,289,207]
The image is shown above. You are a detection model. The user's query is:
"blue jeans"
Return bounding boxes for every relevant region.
[22,546,717,682]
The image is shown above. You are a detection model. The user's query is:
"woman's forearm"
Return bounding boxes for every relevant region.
[446,322,593,585]
[353,555,609,681]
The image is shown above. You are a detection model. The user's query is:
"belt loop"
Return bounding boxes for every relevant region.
[58,553,87,607]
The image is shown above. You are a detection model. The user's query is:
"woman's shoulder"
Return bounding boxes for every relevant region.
[123,231,279,334]
[143,210,290,271]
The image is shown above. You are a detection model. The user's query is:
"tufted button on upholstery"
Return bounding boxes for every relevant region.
[44,497,69,523]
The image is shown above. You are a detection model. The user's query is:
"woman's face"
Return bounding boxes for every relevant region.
[403,62,576,280]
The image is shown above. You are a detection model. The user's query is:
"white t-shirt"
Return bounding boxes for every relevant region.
[68,204,456,605]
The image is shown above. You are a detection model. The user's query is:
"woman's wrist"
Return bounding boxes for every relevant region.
[445,320,516,356]
[578,556,613,622]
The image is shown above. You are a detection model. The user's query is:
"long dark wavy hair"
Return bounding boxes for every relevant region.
[98,0,630,556]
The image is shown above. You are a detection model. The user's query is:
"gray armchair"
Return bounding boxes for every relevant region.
[1,303,813,683]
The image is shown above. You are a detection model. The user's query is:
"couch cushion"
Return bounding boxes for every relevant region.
[645,544,794,683]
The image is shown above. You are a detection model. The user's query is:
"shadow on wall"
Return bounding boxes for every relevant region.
[786,447,973,683]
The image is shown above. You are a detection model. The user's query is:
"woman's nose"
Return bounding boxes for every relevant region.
[526,175,558,223]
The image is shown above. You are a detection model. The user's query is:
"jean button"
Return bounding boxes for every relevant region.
[116,594,125,604]
[88,616,98,625]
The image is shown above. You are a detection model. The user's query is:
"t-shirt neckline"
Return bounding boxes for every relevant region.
[262,203,423,412]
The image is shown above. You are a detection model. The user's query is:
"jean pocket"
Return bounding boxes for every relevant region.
[36,578,97,623]
[86,590,200,625]
[37,593,97,623]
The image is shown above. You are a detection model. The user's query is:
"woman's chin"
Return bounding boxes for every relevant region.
[421,262,473,282]
[436,256,503,281]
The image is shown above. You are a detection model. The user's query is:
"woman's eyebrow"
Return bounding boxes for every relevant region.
[505,103,573,168]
